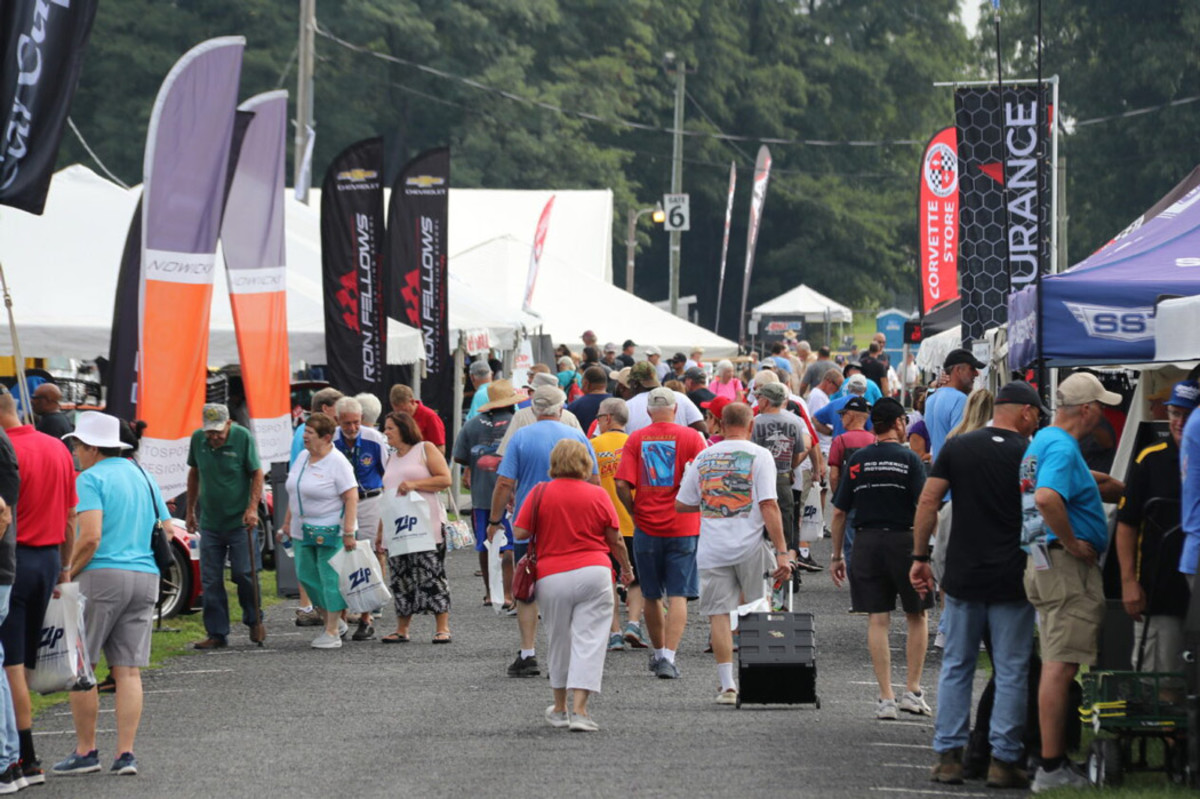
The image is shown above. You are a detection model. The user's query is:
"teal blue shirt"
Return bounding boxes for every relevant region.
[76,457,171,575]
[467,383,491,421]
[1020,426,1108,553]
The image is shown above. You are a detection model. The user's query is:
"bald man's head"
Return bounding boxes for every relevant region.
[0,391,17,429]
[31,382,62,414]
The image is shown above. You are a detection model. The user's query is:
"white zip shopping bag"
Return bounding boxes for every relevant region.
[381,490,436,557]
[30,582,97,694]
[329,542,392,615]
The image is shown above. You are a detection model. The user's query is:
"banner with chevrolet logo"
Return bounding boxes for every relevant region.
[387,147,451,435]
[320,137,387,400]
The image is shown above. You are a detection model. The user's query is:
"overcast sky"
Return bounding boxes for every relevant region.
[961,0,982,35]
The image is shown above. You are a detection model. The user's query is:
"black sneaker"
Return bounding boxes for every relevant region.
[20,758,44,786]
[506,654,540,677]
[794,553,824,571]
[110,751,138,775]
[352,621,376,641]
[0,764,21,793]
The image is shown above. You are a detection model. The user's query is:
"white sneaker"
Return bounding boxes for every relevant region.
[876,698,899,720]
[311,632,343,649]
[544,705,569,728]
[337,619,349,639]
[934,630,946,649]
[899,690,932,716]
[1031,761,1089,793]
[568,714,599,732]
[715,689,738,705]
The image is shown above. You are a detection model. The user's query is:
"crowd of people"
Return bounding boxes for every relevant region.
[2,326,1195,792]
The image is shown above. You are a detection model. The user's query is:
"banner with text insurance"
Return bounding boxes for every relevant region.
[138,37,244,496]
[954,84,1050,344]
[739,145,772,345]
[917,127,960,320]
[321,137,387,399]
[0,0,98,214]
[221,90,291,464]
[388,147,451,432]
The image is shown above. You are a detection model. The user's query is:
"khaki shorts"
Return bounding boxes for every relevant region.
[78,568,158,668]
[699,547,770,616]
[1132,615,1185,672]
[1023,549,1105,665]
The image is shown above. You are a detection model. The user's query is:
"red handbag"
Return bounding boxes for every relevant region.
[511,483,546,602]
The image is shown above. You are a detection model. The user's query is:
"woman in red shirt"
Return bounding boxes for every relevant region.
[514,440,633,732]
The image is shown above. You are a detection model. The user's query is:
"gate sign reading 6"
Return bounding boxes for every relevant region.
[663,193,690,231]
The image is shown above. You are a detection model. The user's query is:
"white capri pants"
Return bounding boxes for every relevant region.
[537,565,614,693]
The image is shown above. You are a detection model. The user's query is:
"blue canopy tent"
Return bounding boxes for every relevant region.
[1009,166,1200,370]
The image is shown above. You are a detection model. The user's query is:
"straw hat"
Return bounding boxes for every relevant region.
[478,380,522,412]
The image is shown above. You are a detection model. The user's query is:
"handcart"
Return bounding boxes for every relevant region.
[1081,669,1188,786]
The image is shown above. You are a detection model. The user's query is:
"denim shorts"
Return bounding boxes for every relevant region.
[632,528,698,601]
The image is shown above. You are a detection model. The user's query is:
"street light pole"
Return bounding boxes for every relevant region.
[293,0,316,204]
[667,54,686,316]
[625,204,664,294]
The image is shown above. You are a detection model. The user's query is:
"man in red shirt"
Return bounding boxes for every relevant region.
[389,384,446,454]
[0,390,75,783]
[615,387,705,679]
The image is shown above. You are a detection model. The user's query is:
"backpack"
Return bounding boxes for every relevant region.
[566,372,584,402]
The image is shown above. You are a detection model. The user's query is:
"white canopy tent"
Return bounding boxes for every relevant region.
[452,235,739,357]
[1155,295,1200,362]
[0,165,424,364]
[750,283,854,324]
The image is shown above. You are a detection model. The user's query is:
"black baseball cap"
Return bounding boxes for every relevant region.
[622,339,636,349]
[995,380,1050,415]
[870,396,906,429]
[839,396,870,414]
[683,366,706,381]
[668,352,687,364]
[943,348,986,370]
[842,361,862,378]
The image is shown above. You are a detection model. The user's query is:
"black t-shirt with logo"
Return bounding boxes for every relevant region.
[860,356,887,391]
[1116,438,1189,616]
[832,441,925,531]
[931,427,1028,603]
[687,387,716,410]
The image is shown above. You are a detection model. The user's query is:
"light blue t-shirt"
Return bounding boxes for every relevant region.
[813,395,874,439]
[925,386,967,459]
[1019,426,1108,553]
[466,383,491,421]
[497,420,597,519]
[76,457,171,576]
[830,380,883,405]
[290,423,305,467]
[1179,410,1200,573]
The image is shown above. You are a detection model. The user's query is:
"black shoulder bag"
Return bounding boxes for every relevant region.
[135,464,174,574]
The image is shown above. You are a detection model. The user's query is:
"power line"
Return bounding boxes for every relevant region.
[1071,93,1200,129]
[314,22,924,148]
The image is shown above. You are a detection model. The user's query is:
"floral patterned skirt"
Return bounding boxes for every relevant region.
[389,543,450,616]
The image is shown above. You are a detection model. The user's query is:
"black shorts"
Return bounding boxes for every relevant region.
[849,529,932,615]
[0,546,61,668]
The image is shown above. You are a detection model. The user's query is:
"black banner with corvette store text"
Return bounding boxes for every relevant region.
[321,137,387,399]
[388,147,452,435]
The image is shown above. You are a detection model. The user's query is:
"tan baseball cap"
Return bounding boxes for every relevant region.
[1056,372,1121,407]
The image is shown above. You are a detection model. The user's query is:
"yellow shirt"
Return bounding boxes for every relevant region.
[590,430,634,536]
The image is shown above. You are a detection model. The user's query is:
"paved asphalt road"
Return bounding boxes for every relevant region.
[38,537,1003,799]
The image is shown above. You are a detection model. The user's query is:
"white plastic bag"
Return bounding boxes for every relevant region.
[381,490,436,557]
[329,542,392,615]
[799,484,824,543]
[30,582,96,695]
[485,530,508,613]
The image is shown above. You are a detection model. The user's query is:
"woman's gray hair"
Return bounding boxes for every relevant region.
[716,359,734,375]
[354,393,382,426]
[334,396,363,419]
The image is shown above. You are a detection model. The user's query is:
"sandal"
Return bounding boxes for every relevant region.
[482,598,493,607]
[381,633,410,644]
[432,632,453,644]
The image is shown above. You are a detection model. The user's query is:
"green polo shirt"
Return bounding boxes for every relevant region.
[187,423,261,531]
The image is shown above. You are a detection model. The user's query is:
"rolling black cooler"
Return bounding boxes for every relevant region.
[736,582,819,709]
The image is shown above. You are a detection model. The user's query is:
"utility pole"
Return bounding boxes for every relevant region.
[293,0,316,204]
[666,53,687,316]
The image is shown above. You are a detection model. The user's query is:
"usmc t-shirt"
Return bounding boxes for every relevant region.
[832,441,925,531]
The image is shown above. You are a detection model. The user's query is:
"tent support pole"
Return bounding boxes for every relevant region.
[451,341,465,501]
[0,262,33,425]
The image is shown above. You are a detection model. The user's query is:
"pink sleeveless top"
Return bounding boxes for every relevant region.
[384,443,446,544]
